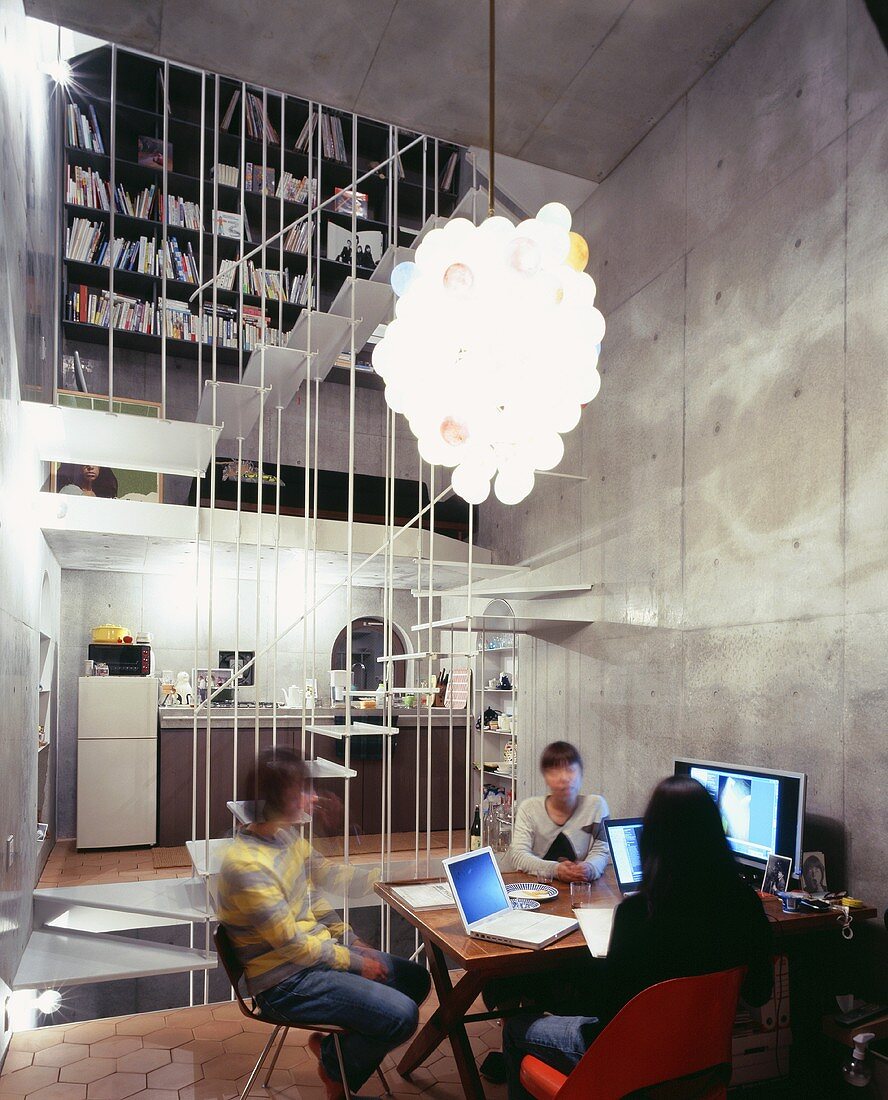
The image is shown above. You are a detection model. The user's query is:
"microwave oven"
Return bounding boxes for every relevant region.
[87,643,153,676]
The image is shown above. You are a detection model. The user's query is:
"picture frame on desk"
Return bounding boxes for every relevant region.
[762,853,792,896]
[48,390,164,503]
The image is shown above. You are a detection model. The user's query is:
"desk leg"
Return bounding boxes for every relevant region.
[397,938,487,1100]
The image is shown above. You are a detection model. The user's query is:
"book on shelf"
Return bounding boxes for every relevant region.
[137,136,173,171]
[66,102,105,153]
[161,236,199,284]
[66,165,112,211]
[220,89,240,132]
[294,113,317,152]
[65,285,154,334]
[440,149,458,191]
[320,112,346,162]
[216,258,238,292]
[65,217,106,265]
[166,194,201,230]
[282,220,311,254]
[114,183,158,221]
[244,91,279,144]
[331,187,369,218]
[214,163,239,188]
[276,171,317,205]
[245,163,276,195]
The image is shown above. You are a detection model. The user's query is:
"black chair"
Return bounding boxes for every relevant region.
[214,925,390,1099]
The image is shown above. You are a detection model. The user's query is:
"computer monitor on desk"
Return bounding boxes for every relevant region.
[673,758,806,878]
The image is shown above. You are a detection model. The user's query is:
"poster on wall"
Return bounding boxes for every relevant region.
[48,391,163,503]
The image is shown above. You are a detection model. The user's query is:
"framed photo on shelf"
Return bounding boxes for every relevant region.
[218,650,255,687]
[48,391,163,503]
[326,222,383,269]
[137,136,173,171]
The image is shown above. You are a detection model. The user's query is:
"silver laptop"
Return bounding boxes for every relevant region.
[604,817,644,896]
[442,847,578,950]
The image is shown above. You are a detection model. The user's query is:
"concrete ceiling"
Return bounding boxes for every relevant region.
[27,0,772,182]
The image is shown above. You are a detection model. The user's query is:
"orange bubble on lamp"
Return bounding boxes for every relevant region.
[567,232,590,272]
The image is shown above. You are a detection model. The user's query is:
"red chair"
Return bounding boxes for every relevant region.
[520,967,744,1100]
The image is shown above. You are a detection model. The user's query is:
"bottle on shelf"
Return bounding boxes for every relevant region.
[470,804,482,850]
[375,681,386,709]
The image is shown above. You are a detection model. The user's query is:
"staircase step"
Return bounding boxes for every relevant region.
[371,244,414,285]
[14,929,215,989]
[327,277,395,352]
[43,906,184,934]
[33,878,213,925]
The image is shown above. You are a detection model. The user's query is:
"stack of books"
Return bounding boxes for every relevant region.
[162,299,239,348]
[166,195,201,230]
[66,166,112,211]
[111,235,157,275]
[276,172,316,204]
[65,218,107,265]
[320,112,347,162]
[161,237,199,284]
[282,221,311,254]
[66,103,105,152]
[65,286,154,334]
[221,89,280,144]
[215,163,239,188]
[115,183,158,220]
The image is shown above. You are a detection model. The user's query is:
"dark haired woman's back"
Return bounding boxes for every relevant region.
[604,881,773,1019]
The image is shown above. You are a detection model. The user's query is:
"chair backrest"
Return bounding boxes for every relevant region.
[556,967,745,1100]
[214,924,256,1018]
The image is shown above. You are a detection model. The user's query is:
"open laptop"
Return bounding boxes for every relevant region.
[604,817,644,896]
[442,847,578,950]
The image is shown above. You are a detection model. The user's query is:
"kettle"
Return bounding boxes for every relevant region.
[280,685,299,708]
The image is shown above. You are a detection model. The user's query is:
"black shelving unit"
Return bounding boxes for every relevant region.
[60,44,462,405]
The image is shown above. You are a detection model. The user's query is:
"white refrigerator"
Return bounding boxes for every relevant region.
[77,676,158,848]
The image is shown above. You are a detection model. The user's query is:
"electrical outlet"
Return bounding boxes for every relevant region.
[6,835,14,871]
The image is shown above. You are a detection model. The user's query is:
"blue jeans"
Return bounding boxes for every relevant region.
[256,953,430,1091]
[503,1012,601,1100]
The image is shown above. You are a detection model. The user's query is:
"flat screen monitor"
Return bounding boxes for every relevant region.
[673,758,806,875]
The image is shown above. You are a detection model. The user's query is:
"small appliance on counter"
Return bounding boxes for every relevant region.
[87,642,153,676]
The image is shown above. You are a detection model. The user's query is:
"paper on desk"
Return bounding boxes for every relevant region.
[390,882,455,911]
[575,907,616,958]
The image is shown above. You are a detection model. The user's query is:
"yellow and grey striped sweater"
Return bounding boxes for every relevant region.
[217,826,379,994]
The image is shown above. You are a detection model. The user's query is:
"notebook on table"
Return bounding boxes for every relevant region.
[442,847,578,950]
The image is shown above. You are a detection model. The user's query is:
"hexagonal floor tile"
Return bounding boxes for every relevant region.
[8,1032,66,1055]
[169,1043,225,1067]
[161,1010,215,1030]
[0,1064,60,1095]
[190,1026,242,1045]
[85,1073,147,1100]
[144,1064,204,1092]
[33,1047,90,1070]
[214,1035,267,1056]
[87,1040,143,1061]
[58,1062,117,1086]
[140,1032,194,1052]
[61,1026,117,1047]
[24,1083,88,1100]
[114,1051,171,1075]
[175,1081,238,1100]
[0,1054,33,1075]
[113,1019,168,1039]
[196,1056,254,1083]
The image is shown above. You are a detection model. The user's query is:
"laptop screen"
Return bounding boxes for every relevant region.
[447,849,510,924]
[605,818,644,890]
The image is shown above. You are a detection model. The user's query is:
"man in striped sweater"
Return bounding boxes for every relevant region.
[217,749,429,1100]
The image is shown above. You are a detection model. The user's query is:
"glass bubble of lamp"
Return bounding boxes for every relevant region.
[374,202,604,505]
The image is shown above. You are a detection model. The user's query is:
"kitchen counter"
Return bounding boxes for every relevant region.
[157,709,468,845]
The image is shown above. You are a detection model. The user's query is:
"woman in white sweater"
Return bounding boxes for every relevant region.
[509,741,610,882]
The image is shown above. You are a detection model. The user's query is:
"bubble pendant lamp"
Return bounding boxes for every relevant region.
[373,1,604,505]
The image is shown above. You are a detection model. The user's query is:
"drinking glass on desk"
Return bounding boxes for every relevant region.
[538,864,555,886]
[570,882,593,908]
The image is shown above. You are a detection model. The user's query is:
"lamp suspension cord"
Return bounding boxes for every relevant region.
[488,0,495,217]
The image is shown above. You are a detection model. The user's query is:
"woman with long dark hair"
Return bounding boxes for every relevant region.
[56,463,118,498]
[503,775,773,1098]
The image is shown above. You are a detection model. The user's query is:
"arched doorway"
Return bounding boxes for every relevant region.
[331,618,408,690]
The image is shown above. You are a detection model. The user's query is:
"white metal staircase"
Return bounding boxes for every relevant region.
[15,877,216,990]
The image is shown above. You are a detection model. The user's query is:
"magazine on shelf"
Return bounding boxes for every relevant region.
[214,210,242,239]
[220,89,240,131]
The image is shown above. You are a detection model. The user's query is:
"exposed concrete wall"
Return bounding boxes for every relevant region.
[0,0,61,1056]
[481,0,888,915]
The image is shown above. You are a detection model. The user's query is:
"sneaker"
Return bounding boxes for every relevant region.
[479,1050,507,1084]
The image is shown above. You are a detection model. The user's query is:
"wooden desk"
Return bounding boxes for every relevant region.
[376,870,878,1100]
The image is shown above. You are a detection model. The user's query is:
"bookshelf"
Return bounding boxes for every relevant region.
[60,45,462,409]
